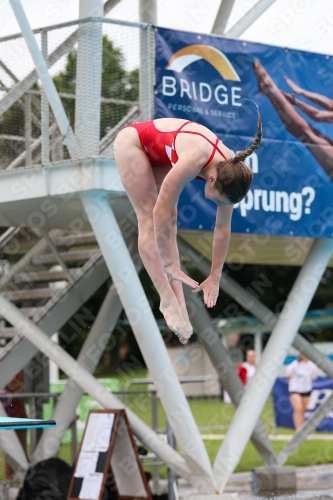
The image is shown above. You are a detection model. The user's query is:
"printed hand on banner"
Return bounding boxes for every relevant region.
[252,58,333,181]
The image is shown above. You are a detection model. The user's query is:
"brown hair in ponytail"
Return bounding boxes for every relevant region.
[214,113,262,204]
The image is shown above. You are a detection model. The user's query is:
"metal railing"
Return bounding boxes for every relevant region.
[0,16,154,170]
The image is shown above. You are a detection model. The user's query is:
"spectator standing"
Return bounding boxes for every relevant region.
[2,371,27,479]
[237,349,257,387]
[286,354,317,430]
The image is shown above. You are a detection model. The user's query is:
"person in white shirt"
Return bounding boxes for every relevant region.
[237,350,257,387]
[286,353,317,430]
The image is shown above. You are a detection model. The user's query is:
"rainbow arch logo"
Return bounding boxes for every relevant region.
[165,44,241,82]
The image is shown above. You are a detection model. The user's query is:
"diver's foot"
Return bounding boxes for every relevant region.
[177,321,193,345]
[181,319,193,344]
[160,299,187,342]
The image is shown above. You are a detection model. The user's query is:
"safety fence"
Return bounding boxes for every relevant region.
[0,16,154,170]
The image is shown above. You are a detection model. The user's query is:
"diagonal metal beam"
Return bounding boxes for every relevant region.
[178,236,333,380]
[6,113,57,169]
[32,236,140,464]
[99,105,139,153]
[12,0,211,490]
[0,0,121,118]
[0,230,60,292]
[73,1,214,487]
[81,191,216,492]
[38,229,77,288]
[277,391,333,466]
[9,0,79,159]
[183,284,278,466]
[0,251,108,389]
[212,238,333,491]
[211,0,237,35]
[0,59,19,83]
[179,236,333,476]
[0,59,48,116]
[225,0,278,38]
[0,293,195,486]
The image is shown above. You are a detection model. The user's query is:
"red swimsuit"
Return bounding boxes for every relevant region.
[124,120,226,176]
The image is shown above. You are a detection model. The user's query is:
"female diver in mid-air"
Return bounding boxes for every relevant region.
[114,116,262,344]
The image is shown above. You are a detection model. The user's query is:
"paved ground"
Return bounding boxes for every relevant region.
[239,493,333,499]
[151,463,333,499]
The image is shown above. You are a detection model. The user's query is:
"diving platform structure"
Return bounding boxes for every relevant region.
[0,0,332,497]
[0,158,126,228]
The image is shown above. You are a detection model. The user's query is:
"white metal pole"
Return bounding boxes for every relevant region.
[254,331,262,363]
[0,0,121,119]
[33,239,139,464]
[225,0,277,38]
[73,3,214,484]
[75,0,103,156]
[183,285,277,465]
[180,236,333,462]
[211,0,237,34]
[139,0,156,23]
[41,30,50,164]
[24,92,31,165]
[0,294,197,486]
[33,282,123,464]
[9,0,80,159]
[213,238,333,491]
[49,333,59,382]
[80,190,216,490]
[139,1,156,121]
[178,236,333,379]
[277,391,333,465]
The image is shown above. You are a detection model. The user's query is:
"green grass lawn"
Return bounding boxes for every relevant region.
[204,439,333,472]
[117,391,281,436]
[141,439,333,480]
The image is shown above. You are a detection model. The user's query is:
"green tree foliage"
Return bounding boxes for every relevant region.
[0,84,41,168]
[53,35,139,138]
[0,103,25,168]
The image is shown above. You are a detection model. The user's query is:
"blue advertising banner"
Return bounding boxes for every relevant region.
[154,27,333,238]
[273,377,333,431]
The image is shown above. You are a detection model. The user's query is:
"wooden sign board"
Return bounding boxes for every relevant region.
[67,409,152,500]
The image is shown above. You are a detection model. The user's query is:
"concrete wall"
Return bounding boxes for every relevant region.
[167,344,221,397]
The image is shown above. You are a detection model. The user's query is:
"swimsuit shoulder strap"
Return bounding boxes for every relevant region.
[176,121,192,132]
[172,121,192,143]
[201,137,220,169]
[179,130,227,160]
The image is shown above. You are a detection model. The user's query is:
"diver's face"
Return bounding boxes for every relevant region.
[204,182,232,207]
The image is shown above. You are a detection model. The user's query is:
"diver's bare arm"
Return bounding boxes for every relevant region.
[210,205,233,279]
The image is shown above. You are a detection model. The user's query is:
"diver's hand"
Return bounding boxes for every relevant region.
[192,275,220,308]
[163,263,199,289]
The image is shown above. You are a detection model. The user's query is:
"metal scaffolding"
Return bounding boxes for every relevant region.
[1,0,333,496]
